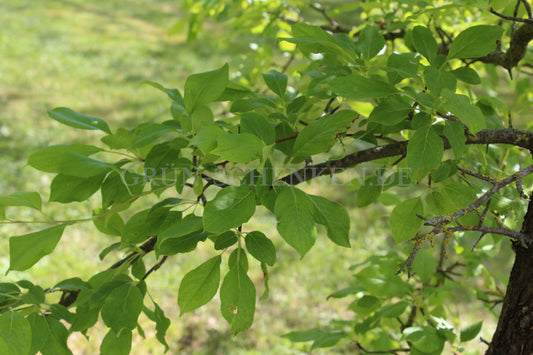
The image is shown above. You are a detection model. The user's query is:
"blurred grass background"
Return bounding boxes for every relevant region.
[0,1,508,354]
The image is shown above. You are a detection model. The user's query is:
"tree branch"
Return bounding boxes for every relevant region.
[480,22,533,69]
[280,128,533,185]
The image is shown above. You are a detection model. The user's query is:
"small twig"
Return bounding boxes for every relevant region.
[521,0,533,19]
[489,7,533,24]
[142,256,169,281]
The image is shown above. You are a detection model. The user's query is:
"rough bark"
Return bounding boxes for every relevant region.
[486,198,533,354]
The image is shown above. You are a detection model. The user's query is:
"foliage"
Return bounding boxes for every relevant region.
[2,0,533,354]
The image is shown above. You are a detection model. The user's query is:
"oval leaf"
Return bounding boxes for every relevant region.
[48,107,111,134]
[178,255,221,314]
[203,186,256,233]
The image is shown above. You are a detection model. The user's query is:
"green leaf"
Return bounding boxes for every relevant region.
[460,321,482,342]
[311,332,346,350]
[358,26,385,60]
[240,113,276,145]
[101,171,145,209]
[390,198,424,243]
[50,174,105,203]
[369,96,412,125]
[191,124,227,153]
[100,329,132,355]
[191,105,214,132]
[245,231,277,266]
[220,267,256,333]
[424,66,456,96]
[101,283,144,333]
[184,63,229,113]
[291,110,357,162]
[262,70,288,97]
[131,123,174,148]
[213,231,238,250]
[228,248,248,271]
[386,53,420,84]
[448,25,504,59]
[407,125,443,181]
[443,120,466,159]
[403,326,445,353]
[9,224,66,271]
[412,26,438,63]
[27,313,49,355]
[452,67,481,84]
[0,310,31,355]
[93,210,124,236]
[441,89,486,133]
[39,317,71,355]
[0,191,42,211]
[153,302,171,351]
[330,74,398,99]
[412,249,437,283]
[203,186,256,233]
[27,144,110,177]
[158,214,203,242]
[48,107,111,134]
[178,255,221,314]
[282,328,324,342]
[309,195,350,247]
[101,128,133,149]
[378,301,409,318]
[212,133,264,163]
[274,187,317,257]
[357,176,382,207]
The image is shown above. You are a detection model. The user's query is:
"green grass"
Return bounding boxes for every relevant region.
[0,1,505,354]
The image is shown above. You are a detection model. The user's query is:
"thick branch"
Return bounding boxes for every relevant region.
[480,22,533,69]
[280,128,533,185]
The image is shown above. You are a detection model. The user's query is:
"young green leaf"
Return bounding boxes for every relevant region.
[27,144,101,173]
[143,301,171,352]
[240,112,276,145]
[452,67,481,84]
[220,267,256,333]
[407,125,443,181]
[443,120,466,159]
[423,66,456,96]
[309,195,350,247]
[48,107,111,134]
[358,26,385,60]
[131,123,174,148]
[386,53,420,84]
[27,313,48,355]
[0,310,31,355]
[245,231,277,266]
[39,317,71,355]
[178,255,221,314]
[460,321,482,342]
[390,197,424,243]
[330,74,398,99]
[412,26,438,63]
[49,174,105,203]
[274,187,317,257]
[262,70,288,97]
[291,110,357,162]
[368,96,412,125]
[212,133,264,163]
[101,283,144,334]
[203,186,256,234]
[191,124,227,153]
[9,224,66,271]
[184,63,229,113]
[402,326,445,353]
[100,329,132,355]
[0,191,42,211]
[441,89,486,133]
[448,25,504,59]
